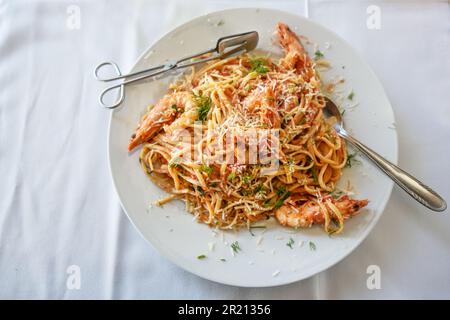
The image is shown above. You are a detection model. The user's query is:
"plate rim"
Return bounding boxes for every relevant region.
[107,7,398,287]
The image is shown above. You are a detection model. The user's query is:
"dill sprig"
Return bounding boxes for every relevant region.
[309,167,319,183]
[194,93,212,121]
[347,91,355,101]
[200,164,213,176]
[314,50,324,60]
[274,191,291,209]
[345,152,361,168]
[286,237,295,249]
[231,241,241,254]
[249,57,269,74]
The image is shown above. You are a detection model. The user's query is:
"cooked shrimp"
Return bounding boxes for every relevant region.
[128,92,192,151]
[276,22,315,80]
[275,195,368,232]
[243,81,281,128]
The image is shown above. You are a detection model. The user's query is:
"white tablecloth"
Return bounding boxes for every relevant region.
[1,0,449,299]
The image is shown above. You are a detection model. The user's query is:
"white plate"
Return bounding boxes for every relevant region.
[108,8,398,287]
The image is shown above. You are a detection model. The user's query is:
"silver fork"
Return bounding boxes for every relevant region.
[94,31,259,109]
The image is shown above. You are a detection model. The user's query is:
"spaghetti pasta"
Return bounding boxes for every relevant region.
[130,23,368,234]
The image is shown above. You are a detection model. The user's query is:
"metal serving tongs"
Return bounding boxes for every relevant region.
[94,31,259,109]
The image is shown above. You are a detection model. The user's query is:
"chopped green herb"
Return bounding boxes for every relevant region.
[219,258,226,262]
[254,184,265,195]
[249,57,269,74]
[194,93,212,121]
[286,237,295,249]
[274,191,291,209]
[197,254,207,260]
[171,104,181,113]
[347,91,355,101]
[210,182,218,188]
[309,241,316,251]
[341,109,346,116]
[227,172,236,181]
[276,186,287,196]
[314,50,324,60]
[196,186,205,195]
[169,157,181,168]
[200,164,213,176]
[242,175,252,184]
[345,152,361,168]
[231,241,241,254]
[309,167,319,183]
[263,199,272,208]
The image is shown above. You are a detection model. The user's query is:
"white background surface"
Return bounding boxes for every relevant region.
[0,0,449,299]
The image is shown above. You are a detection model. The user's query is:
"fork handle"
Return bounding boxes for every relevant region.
[342,133,447,212]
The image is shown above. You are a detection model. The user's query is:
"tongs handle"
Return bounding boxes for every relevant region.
[94,61,177,109]
[94,31,259,109]
[94,61,168,82]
